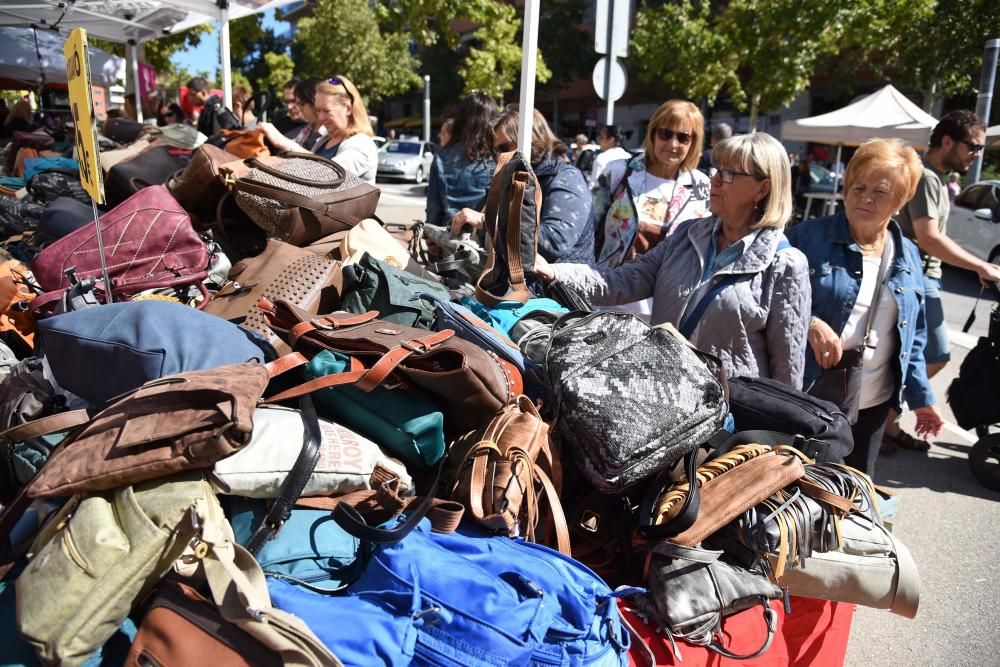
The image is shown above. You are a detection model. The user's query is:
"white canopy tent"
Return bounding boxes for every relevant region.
[0,0,299,117]
[0,25,124,88]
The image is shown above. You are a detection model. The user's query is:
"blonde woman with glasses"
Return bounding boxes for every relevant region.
[535,132,811,388]
[260,75,378,184]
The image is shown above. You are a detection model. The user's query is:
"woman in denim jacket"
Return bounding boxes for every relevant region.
[426,92,497,228]
[786,139,943,477]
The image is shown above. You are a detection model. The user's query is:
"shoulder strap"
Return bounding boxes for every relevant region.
[679,274,741,339]
[860,236,893,349]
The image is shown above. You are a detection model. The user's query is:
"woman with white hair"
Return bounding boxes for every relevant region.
[534,132,811,388]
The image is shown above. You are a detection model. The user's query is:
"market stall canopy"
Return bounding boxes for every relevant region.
[0,26,123,89]
[781,84,939,148]
[0,1,295,45]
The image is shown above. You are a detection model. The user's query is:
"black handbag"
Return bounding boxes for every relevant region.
[807,240,891,424]
[105,146,192,207]
[727,376,854,463]
[947,299,1000,430]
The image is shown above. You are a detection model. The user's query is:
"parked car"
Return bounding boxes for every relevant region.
[377,140,436,183]
[948,180,1000,265]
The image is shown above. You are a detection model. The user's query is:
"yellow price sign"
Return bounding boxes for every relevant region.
[63,28,104,205]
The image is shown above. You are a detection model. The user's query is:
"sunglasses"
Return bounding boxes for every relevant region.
[962,140,986,153]
[494,140,516,153]
[328,77,354,105]
[654,128,692,145]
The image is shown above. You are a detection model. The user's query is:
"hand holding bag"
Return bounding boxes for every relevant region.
[807,239,891,424]
[231,152,380,246]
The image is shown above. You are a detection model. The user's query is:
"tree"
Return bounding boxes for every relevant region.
[857,0,1000,111]
[293,0,421,104]
[261,53,296,94]
[228,14,294,92]
[632,1,885,126]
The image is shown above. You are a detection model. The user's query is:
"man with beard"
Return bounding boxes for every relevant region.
[882,110,1000,454]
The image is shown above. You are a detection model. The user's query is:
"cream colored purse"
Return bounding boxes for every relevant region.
[340,218,412,268]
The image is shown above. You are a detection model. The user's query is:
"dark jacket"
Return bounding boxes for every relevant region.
[786,213,934,412]
[532,155,594,263]
[426,143,495,227]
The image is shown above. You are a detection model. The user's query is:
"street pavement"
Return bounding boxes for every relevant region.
[374,182,1000,666]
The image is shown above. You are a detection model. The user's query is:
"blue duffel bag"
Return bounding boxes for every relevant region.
[269,516,640,666]
[37,300,267,407]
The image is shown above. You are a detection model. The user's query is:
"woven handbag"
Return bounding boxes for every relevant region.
[544,312,728,493]
[231,152,380,247]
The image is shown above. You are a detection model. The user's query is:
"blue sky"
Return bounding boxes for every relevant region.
[171,9,289,77]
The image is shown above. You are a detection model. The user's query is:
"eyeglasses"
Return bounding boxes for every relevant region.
[494,140,516,153]
[962,140,986,153]
[284,97,299,106]
[654,128,692,145]
[712,168,764,184]
[328,76,354,105]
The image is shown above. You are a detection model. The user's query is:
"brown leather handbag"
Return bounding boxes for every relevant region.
[261,299,520,433]
[127,580,283,667]
[203,239,343,355]
[218,128,271,159]
[446,395,570,554]
[475,151,541,306]
[231,152,380,247]
[167,144,239,227]
[28,363,270,498]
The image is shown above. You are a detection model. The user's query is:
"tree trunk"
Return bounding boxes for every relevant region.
[748,94,760,132]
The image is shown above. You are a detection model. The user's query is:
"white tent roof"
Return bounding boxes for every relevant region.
[781,84,939,148]
[0,1,293,45]
[0,25,124,88]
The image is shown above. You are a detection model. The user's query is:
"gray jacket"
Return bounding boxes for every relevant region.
[551,216,812,388]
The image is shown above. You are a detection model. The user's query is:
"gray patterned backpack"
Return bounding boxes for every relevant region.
[544,311,728,493]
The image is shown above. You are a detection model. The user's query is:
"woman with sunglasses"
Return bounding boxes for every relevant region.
[450,108,594,263]
[426,92,497,229]
[260,76,378,184]
[535,132,811,388]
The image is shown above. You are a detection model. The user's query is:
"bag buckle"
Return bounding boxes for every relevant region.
[401,339,429,354]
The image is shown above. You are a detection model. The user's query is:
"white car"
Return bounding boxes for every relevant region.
[376,140,436,183]
[948,180,1000,265]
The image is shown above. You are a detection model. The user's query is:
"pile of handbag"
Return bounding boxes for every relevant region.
[0,148,923,665]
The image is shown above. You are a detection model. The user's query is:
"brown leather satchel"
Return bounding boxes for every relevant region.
[446,395,570,554]
[218,128,271,159]
[28,363,270,498]
[261,299,520,432]
[203,239,343,355]
[230,152,380,247]
[127,580,283,667]
[638,444,806,547]
[167,144,239,227]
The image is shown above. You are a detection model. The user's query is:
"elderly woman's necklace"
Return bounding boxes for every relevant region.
[855,238,884,256]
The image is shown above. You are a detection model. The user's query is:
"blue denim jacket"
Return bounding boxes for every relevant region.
[785,213,935,412]
[425,144,495,227]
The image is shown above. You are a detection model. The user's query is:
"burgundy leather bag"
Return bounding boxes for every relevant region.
[30,186,210,314]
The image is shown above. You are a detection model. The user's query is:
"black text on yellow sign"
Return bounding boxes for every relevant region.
[64,28,104,205]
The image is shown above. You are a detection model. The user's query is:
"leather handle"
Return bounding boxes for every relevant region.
[245,393,323,554]
[246,152,346,188]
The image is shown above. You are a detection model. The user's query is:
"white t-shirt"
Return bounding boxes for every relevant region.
[589,146,632,189]
[840,241,898,410]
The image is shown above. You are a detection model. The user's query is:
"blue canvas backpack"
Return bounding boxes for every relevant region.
[268,516,640,666]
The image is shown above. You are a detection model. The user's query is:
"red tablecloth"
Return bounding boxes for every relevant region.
[623,596,854,667]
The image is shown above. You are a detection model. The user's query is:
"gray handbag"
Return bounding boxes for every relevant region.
[544,312,728,493]
[632,542,783,660]
[231,152,380,247]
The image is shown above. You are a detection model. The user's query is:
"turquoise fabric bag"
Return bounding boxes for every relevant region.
[229,499,363,593]
[305,350,445,471]
[462,296,567,336]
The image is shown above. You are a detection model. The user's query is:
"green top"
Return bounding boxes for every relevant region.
[895,158,949,280]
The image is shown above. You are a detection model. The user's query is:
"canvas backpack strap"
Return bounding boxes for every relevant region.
[196,496,343,667]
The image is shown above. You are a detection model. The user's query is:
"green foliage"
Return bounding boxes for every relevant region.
[261,53,296,93]
[228,14,294,93]
[856,0,1000,110]
[293,0,422,103]
[536,0,592,88]
[460,2,551,99]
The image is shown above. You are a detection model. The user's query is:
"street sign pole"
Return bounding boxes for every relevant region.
[971,38,999,184]
[604,0,615,123]
[517,0,541,157]
[64,28,111,303]
[423,75,431,143]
